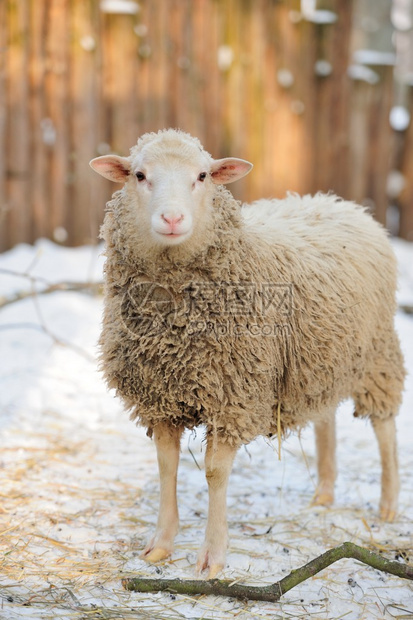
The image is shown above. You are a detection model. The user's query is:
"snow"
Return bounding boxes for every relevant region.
[99,0,140,15]
[392,0,413,32]
[277,68,295,89]
[390,105,411,131]
[300,0,337,24]
[302,10,337,24]
[314,60,333,77]
[347,64,380,85]
[0,238,412,619]
[353,49,397,66]
[217,46,234,72]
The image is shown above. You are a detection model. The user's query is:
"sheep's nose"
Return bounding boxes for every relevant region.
[161,213,184,226]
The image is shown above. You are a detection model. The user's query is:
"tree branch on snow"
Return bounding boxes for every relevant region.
[122,542,413,603]
[0,268,102,309]
[0,269,101,360]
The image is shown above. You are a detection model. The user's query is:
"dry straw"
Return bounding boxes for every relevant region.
[0,426,411,619]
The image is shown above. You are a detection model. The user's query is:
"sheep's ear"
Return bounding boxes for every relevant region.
[210,158,253,184]
[89,155,131,183]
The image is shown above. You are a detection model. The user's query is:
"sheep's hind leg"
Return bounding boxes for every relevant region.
[371,416,399,522]
[312,411,337,507]
[141,422,184,563]
[196,437,237,580]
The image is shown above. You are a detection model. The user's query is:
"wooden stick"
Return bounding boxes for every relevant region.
[122,542,413,603]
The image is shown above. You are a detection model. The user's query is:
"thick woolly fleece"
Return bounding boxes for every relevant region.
[99,137,405,447]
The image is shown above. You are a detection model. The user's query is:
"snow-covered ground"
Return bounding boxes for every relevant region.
[0,238,412,620]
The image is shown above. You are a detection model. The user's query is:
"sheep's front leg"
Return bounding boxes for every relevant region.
[312,412,336,507]
[372,416,399,522]
[142,422,183,563]
[196,438,237,579]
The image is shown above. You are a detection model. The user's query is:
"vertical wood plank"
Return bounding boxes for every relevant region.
[245,0,266,201]
[70,0,105,246]
[28,0,48,244]
[44,0,70,242]
[190,0,207,140]
[312,0,353,198]
[134,0,151,133]
[365,66,394,225]
[398,90,413,239]
[349,81,371,204]
[349,70,394,226]
[103,8,139,155]
[202,0,221,154]
[0,0,412,251]
[261,0,309,200]
[5,0,30,248]
[0,0,7,251]
[138,0,159,133]
[155,0,169,130]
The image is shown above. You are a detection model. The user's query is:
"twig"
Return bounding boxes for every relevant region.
[0,322,95,362]
[0,278,102,309]
[0,270,102,360]
[122,542,413,603]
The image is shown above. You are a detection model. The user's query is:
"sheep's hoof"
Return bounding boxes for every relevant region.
[196,547,225,580]
[196,559,224,580]
[311,491,334,507]
[141,546,171,563]
[380,506,397,523]
[205,563,224,580]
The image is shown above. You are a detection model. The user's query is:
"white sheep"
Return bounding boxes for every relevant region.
[90,129,405,579]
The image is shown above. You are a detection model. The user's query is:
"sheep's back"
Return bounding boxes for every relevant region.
[241,193,401,414]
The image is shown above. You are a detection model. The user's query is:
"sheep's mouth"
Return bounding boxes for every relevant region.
[153,229,191,244]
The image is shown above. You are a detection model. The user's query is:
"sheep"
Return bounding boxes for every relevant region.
[90,128,405,579]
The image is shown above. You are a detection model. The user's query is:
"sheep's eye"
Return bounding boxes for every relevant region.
[198,172,207,182]
[135,171,146,182]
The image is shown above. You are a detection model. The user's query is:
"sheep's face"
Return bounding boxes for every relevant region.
[90,131,252,249]
[127,147,216,247]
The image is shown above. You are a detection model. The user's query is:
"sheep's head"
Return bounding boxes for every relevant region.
[90,130,252,249]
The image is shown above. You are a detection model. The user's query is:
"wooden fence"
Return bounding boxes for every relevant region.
[1,0,413,252]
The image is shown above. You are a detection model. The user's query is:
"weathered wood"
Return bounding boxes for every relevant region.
[398,91,413,240]
[0,0,7,251]
[1,0,413,251]
[349,70,395,227]
[271,0,311,198]
[28,0,48,243]
[312,0,353,199]
[5,0,30,247]
[107,10,139,155]
[366,66,395,226]
[138,0,164,133]
[44,0,70,241]
[69,0,104,245]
